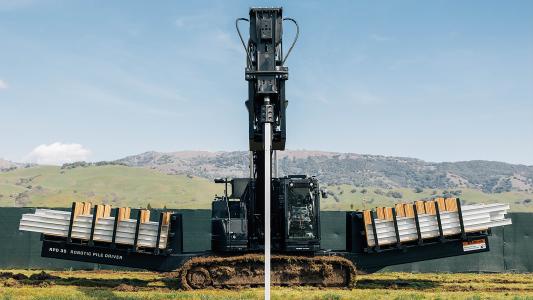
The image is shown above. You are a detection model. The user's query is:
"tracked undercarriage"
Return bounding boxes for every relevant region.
[179,254,356,289]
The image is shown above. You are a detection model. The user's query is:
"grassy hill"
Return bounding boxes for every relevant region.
[1,164,531,211]
[0,165,223,209]
[117,151,533,193]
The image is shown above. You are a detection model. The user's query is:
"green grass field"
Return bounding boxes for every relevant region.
[1,165,532,211]
[0,270,532,299]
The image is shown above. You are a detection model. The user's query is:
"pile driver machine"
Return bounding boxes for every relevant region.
[23,7,510,291]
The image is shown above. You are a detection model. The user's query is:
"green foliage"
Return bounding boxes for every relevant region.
[386,191,403,199]
[374,189,384,195]
[61,161,127,169]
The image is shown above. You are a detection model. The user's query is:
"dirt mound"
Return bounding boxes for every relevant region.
[114,284,139,292]
[3,278,21,287]
[29,271,59,281]
[0,272,28,280]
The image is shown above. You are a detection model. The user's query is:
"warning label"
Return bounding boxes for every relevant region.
[463,239,487,252]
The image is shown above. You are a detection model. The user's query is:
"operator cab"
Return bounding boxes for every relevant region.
[274,176,321,252]
[211,176,321,253]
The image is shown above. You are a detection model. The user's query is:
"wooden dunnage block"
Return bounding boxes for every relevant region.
[435,197,446,212]
[93,204,105,221]
[445,198,458,212]
[103,205,112,217]
[82,202,92,215]
[384,207,394,221]
[362,210,372,243]
[424,201,436,215]
[415,201,426,215]
[404,203,415,218]
[161,212,172,226]
[72,202,84,220]
[143,210,148,223]
[139,210,151,223]
[117,207,131,221]
[395,203,406,217]
[376,207,385,220]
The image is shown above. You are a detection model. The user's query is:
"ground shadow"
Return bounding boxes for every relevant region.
[77,287,125,300]
[356,278,439,290]
[19,276,156,288]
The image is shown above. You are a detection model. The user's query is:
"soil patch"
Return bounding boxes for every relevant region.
[114,284,139,292]
[29,271,60,281]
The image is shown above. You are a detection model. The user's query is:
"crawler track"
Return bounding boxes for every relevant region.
[178,253,356,289]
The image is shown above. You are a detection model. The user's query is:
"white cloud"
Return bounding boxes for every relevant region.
[0,79,8,90]
[25,142,91,165]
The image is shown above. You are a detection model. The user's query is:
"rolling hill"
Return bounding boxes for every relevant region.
[0,151,533,211]
[1,151,532,211]
[0,165,224,209]
[117,151,533,193]
[0,158,24,171]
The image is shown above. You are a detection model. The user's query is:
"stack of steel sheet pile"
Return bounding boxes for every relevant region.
[19,202,172,249]
[363,198,512,247]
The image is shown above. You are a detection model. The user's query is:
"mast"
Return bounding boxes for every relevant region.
[236,8,298,299]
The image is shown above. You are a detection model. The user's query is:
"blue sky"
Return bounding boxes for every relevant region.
[1,0,532,165]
